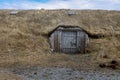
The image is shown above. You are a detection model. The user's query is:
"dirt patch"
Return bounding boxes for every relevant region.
[9,67,120,80]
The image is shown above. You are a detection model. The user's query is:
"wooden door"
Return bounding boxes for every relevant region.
[77,32,87,53]
[61,31,77,53]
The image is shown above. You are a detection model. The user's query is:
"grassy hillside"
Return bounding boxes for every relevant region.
[0,9,120,70]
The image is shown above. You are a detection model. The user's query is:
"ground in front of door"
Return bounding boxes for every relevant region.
[1,67,120,80]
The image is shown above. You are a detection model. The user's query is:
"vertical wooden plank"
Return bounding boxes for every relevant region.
[80,32,83,53]
[57,30,61,52]
[78,31,86,53]
[59,31,62,52]
[49,33,54,51]
[83,33,86,53]
[77,31,80,52]
[78,31,81,53]
[85,34,89,47]
[54,31,59,52]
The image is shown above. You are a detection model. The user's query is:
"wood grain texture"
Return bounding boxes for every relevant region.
[49,27,89,53]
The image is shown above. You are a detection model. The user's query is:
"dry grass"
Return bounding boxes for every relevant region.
[0,9,120,70]
[0,51,98,70]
